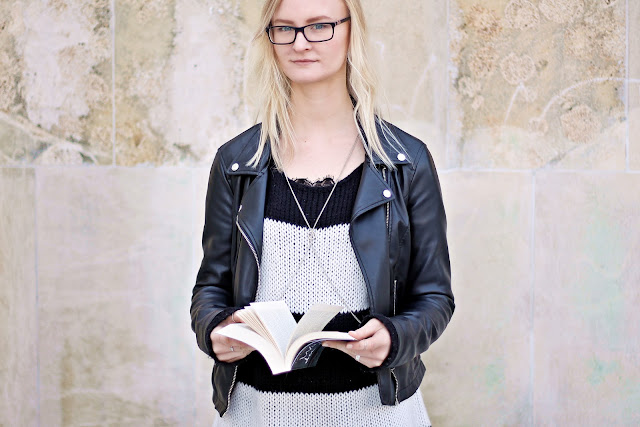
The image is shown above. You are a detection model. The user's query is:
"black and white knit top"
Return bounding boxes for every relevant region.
[214,163,430,426]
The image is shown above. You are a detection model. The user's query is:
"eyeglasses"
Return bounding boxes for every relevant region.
[266,17,351,45]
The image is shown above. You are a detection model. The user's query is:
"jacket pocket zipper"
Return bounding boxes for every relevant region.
[390,367,400,405]
[224,365,238,415]
[393,279,397,316]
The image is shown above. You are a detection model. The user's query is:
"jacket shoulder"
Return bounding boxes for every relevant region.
[215,123,262,166]
[380,121,432,166]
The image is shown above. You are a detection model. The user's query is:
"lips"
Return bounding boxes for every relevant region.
[292,59,317,64]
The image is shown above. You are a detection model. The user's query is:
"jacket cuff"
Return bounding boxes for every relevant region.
[205,307,243,362]
[362,313,399,370]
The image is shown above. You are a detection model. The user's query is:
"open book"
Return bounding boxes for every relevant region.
[215,301,355,375]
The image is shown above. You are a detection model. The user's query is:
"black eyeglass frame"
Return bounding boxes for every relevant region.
[265,16,351,45]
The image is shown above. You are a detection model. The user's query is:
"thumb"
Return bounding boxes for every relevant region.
[349,319,381,340]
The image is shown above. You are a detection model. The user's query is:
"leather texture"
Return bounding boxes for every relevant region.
[191,121,455,416]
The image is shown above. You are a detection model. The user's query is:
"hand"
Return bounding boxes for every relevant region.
[210,310,255,363]
[322,318,391,368]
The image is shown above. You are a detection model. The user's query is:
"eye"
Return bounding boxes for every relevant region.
[310,23,330,31]
[277,26,293,32]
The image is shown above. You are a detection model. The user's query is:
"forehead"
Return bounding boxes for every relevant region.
[273,0,348,22]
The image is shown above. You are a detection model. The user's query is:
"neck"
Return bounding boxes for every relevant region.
[289,77,355,140]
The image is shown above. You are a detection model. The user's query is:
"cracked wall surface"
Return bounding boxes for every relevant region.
[0,0,638,425]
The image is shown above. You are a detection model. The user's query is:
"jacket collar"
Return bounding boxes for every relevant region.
[226,121,411,176]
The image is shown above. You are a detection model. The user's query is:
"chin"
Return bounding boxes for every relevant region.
[284,68,343,87]
[288,75,331,85]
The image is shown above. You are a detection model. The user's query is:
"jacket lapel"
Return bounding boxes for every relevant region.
[229,136,271,262]
[350,161,395,314]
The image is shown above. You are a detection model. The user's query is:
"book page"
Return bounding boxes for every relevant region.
[249,301,297,357]
[287,303,343,350]
[215,324,287,374]
[235,308,274,347]
[284,331,355,367]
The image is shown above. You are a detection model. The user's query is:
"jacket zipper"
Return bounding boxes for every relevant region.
[236,215,261,287]
[382,166,396,317]
[382,166,399,405]
[381,167,390,237]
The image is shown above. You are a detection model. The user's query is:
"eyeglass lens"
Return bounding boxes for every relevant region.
[269,23,334,44]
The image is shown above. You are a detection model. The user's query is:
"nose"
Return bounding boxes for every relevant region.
[292,30,311,50]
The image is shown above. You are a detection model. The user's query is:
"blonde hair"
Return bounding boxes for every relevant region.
[247,0,401,169]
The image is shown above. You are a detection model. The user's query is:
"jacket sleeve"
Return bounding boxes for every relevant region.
[386,143,454,367]
[190,150,239,359]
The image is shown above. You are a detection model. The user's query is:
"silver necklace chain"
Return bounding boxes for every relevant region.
[282,134,363,324]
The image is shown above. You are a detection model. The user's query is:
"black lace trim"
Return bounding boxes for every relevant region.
[292,175,336,187]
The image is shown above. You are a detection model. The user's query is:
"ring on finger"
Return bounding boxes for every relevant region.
[230,346,234,352]
[355,354,361,362]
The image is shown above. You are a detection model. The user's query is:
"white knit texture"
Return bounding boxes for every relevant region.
[213,383,431,427]
[256,219,370,313]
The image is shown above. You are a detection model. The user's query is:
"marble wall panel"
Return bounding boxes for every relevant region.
[0,1,112,165]
[534,172,640,425]
[0,168,37,426]
[366,0,448,168]
[448,0,626,170]
[421,171,533,425]
[37,167,196,426]
[114,0,255,166]
[630,0,640,170]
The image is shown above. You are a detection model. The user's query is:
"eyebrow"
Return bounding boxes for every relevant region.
[272,15,333,25]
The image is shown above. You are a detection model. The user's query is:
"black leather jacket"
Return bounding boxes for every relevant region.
[191,122,454,416]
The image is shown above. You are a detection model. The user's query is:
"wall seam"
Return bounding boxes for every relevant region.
[529,171,537,427]
[111,0,117,166]
[445,0,451,169]
[625,0,630,171]
[34,167,40,427]
[191,168,198,426]
[438,168,640,174]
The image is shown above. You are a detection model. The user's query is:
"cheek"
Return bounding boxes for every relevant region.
[273,47,286,66]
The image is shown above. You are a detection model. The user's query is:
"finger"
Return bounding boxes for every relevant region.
[346,337,377,352]
[350,353,380,368]
[348,319,382,340]
[322,340,349,352]
[217,345,254,362]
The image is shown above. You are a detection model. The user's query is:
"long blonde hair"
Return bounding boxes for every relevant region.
[247,0,401,170]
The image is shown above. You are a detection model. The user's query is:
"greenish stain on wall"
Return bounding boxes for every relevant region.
[484,359,506,395]
[587,358,619,386]
[572,204,626,348]
[622,379,640,422]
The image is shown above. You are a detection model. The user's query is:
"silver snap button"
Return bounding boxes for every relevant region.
[231,163,239,171]
[397,153,406,161]
[383,189,392,198]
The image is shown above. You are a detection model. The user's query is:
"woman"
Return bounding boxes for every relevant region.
[190,0,454,424]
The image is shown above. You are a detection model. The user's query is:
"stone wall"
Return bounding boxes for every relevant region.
[1,0,638,425]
